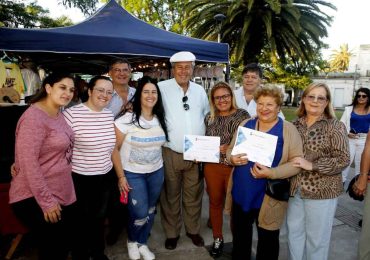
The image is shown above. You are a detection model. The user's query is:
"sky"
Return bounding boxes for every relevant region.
[34,0,370,59]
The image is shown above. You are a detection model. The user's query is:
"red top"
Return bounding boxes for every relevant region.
[9,105,76,212]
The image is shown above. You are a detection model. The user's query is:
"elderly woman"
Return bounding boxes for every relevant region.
[340,87,370,184]
[226,85,303,260]
[287,82,350,260]
[204,82,249,257]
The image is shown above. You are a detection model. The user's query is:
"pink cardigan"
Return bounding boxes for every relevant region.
[9,105,76,212]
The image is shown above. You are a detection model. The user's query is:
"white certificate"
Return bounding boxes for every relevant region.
[183,135,220,163]
[231,126,278,167]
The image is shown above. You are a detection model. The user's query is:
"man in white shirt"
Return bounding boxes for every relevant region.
[235,63,284,119]
[159,51,209,250]
[107,58,136,117]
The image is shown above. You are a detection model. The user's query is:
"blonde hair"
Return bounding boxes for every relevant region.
[297,82,335,119]
[254,85,284,107]
[208,82,238,122]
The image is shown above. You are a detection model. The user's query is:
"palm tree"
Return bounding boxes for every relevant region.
[329,44,353,72]
[185,0,336,65]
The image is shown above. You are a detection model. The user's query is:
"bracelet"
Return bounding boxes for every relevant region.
[118,175,126,179]
[360,173,369,176]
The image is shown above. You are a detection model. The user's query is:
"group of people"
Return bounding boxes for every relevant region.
[8,50,369,260]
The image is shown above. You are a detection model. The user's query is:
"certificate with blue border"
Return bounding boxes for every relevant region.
[183,135,220,163]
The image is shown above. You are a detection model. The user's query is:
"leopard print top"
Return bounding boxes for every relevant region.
[291,115,350,199]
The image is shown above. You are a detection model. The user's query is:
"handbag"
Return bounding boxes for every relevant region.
[265,179,290,201]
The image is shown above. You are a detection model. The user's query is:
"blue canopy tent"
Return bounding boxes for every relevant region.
[0,0,228,74]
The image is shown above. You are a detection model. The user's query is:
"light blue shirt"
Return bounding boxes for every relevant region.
[159,78,210,153]
[107,86,136,117]
[234,87,285,119]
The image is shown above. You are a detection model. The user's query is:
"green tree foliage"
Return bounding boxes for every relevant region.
[329,43,353,72]
[58,0,97,15]
[0,0,73,28]
[110,0,189,34]
[186,0,336,65]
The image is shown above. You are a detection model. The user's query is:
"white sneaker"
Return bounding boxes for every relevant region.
[127,241,140,260]
[138,245,155,260]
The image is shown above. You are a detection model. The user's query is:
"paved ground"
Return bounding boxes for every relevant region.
[5,169,364,260]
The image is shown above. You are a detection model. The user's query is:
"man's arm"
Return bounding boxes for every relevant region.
[354,131,370,195]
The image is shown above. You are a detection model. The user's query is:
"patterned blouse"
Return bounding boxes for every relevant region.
[205,108,250,164]
[291,115,350,199]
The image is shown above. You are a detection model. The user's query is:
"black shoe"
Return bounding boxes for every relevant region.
[165,236,180,250]
[210,237,224,258]
[106,230,120,245]
[186,232,204,247]
[359,219,363,227]
[91,253,110,260]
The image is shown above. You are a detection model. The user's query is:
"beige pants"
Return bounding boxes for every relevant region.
[160,147,204,238]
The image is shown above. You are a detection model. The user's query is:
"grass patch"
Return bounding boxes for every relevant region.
[281,106,343,122]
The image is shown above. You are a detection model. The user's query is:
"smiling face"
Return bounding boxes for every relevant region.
[140,83,158,111]
[109,62,131,86]
[88,79,114,111]
[256,95,280,123]
[242,71,261,94]
[45,77,75,107]
[213,87,232,115]
[172,61,193,89]
[303,86,328,117]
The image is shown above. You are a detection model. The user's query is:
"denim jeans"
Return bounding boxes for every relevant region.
[126,167,164,244]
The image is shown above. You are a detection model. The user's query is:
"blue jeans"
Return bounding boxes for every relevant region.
[126,167,164,244]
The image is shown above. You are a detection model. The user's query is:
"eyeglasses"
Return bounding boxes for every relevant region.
[112,68,130,74]
[305,95,327,104]
[93,88,113,96]
[182,96,190,111]
[214,94,231,102]
[357,94,368,98]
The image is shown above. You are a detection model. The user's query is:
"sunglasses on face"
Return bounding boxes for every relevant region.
[182,96,189,111]
[357,94,368,98]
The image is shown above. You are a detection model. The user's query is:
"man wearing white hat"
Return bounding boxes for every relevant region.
[159,51,209,250]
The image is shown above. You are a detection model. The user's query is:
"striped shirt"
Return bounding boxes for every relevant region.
[63,104,116,176]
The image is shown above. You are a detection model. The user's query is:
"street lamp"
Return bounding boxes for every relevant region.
[213,13,226,43]
[353,64,360,99]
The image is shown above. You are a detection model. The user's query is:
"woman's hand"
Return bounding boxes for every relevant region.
[251,162,272,179]
[353,174,368,196]
[44,204,62,223]
[10,163,17,177]
[292,157,313,171]
[348,133,358,139]
[230,153,248,166]
[118,176,131,194]
[220,144,229,155]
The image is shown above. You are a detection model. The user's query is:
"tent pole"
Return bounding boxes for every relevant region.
[225,63,230,83]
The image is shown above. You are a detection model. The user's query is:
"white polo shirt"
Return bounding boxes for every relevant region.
[159,78,210,153]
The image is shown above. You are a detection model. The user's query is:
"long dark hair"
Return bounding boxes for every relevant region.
[30,72,74,103]
[117,76,169,141]
[351,87,370,108]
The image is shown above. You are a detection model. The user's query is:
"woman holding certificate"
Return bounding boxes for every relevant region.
[287,83,350,260]
[204,82,249,257]
[226,85,303,260]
